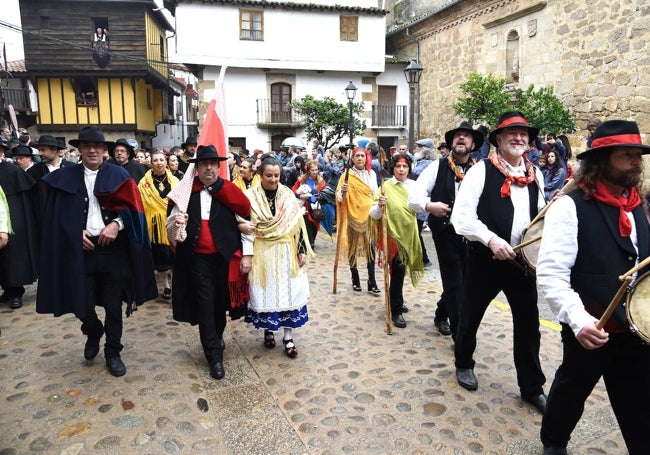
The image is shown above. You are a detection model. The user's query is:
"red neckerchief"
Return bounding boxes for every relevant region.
[581,180,641,237]
[488,152,536,198]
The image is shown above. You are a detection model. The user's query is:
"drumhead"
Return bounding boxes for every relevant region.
[520,218,544,274]
[626,271,650,343]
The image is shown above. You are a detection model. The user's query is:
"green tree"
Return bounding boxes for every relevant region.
[512,85,576,135]
[453,72,576,135]
[290,95,366,150]
[452,73,511,127]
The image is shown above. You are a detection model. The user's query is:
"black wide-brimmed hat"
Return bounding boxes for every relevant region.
[189,144,227,162]
[445,121,484,151]
[34,135,62,149]
[12,145,34,157]
[69,126,114,148]
[181,136,198,148]
[488,111,539,147]
[576,119,650,159]
[108,138,135,159]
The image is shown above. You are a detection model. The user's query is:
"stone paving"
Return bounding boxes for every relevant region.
[0,232,627,454]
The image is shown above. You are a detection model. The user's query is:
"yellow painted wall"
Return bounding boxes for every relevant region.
[145,13,168,79]
[36,77,161,132]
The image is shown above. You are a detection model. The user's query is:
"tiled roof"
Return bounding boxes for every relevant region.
[4,60,26,73]
[163,0,388,16]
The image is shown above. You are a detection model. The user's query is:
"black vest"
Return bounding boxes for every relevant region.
[569,189,650,326]
[175,179,241,262]
[428,157,457,236]
[476,162,539,242]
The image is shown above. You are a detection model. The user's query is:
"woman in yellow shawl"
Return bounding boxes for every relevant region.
[240,154,313,358]
[138,149,179,299]
[370,153,423,328]
[232,157,260,192]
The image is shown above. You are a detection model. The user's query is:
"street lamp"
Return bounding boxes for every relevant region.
[403,60,423,152]
[345,81,357,147]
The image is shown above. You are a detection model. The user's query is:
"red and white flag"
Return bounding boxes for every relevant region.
[198,66,229,180]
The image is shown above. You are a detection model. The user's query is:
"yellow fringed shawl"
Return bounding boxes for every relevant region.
[247,184,314,287]
[336,172,375,266]
[374,181,424,287]
[233,174,260,192]
[138,169,179,246]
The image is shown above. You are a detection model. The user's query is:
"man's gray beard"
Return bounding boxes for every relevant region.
[603,167,642,188]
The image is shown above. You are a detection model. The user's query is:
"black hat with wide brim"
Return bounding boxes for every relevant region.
[34,135,62,149]
[488,111,539,147]
[576,119,650,159]
[181,136,198,148]
[444,121,484,151]
[69,125,115,148]
[189,144,228,162]
[108,138,136,159]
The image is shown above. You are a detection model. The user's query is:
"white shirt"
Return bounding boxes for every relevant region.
[450,160,545,247]
[83,166,124,236]
[369,177,415,220]
[537,195,639,336]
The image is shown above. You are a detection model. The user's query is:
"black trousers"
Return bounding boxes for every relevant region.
[454,244,545,397]
[416,218,430,263]
[541,325,650,454]
[192,253,229,364]
[432,227,468,339]
[304,215,317,248]
[81,239,129,359]
[389,256,405,315]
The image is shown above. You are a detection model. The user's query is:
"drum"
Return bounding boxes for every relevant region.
[519,218,544,274]
[626,271,650,343]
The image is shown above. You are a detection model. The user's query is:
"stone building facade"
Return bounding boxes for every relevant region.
[385,0,650,152]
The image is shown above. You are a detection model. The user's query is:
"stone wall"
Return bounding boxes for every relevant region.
[386,0,650,153]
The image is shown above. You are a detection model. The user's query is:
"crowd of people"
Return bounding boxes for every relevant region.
[0,115,648,455]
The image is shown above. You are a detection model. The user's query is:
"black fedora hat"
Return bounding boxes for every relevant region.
[189,144,227,163]
[69,126,114,148]
[12,144,34,157]
[181,136,198,148]
[576,119,650,159]
[109,138,135,159]
[445,121,484,151]
[488,111,539,147]
[35,135,61,149]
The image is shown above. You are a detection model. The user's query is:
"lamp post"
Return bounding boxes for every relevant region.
[345,81,357,147]
[403,60,423,153]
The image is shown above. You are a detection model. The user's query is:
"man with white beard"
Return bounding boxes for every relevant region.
[449,111,548,414]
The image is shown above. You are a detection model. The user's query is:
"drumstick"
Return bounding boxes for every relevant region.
[529,179,576,227]
[596,276,633,330]
[618,255,650,281]
[512,234,541,251]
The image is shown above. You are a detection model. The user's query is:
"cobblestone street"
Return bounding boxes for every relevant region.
[0,232,626,454]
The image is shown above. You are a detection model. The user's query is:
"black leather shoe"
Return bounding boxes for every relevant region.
[543,446,567,455]
[9,297,22,309]
[84,336,101,361]
[401,305,409,313]
[456,368,478,390]
[106,357,126,377]
[210,362,225,379]
[368,281,381,295]
[523,393,547,413]
[392,314,407,328]
[434,318,452,336]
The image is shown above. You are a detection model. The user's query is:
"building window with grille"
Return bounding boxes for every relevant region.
[240,10,263,41]
[340,15,358,42]
[271,83,292,123]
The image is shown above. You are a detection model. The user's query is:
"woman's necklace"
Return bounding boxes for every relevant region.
[152,173,167,191]
[264,189,278,213]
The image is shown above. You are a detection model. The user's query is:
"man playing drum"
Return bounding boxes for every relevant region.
[537,120,650,455]
[450,111,547,413]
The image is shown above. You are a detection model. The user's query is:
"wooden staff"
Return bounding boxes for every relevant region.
[596,276,633,329]
[332,163,350,294]
[378,149,392,335]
